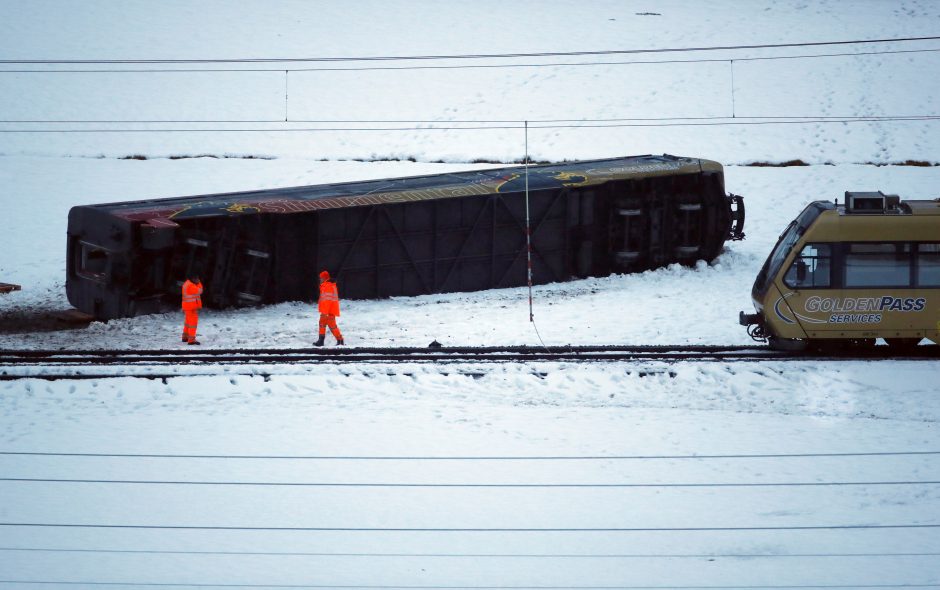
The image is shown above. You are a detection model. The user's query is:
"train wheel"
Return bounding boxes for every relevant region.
[845,338,876,351]
[807,339,839,354]
[810,339,875,354]
[885,338,922,351]
[768,337,808,352]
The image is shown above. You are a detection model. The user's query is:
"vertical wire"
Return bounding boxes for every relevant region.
[730,59,736,118]
[285,70,289,122]
[524,120,533,322]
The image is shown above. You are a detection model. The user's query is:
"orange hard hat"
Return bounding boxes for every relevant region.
[319,270,330,280]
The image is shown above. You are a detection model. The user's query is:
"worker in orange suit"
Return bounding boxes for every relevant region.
[181,274,203,345]
[315,270,344,347]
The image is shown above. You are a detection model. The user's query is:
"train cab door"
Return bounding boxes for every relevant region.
[777,242,837,337]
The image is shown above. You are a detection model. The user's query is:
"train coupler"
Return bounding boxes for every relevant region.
[727,194,746,241]
[739,311,761,326]
[739,311,768,342]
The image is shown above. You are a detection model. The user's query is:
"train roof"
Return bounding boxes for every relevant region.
[903,200,940,215]
[833,199,940,216]
[77,154,722,223]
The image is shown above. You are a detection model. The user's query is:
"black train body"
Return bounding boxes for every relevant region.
[66,154,745,320]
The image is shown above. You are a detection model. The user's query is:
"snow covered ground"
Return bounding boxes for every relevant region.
[2,360,940,586]
[1,1,940,587]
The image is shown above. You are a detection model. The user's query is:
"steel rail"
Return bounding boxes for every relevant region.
[1,345,937,363]
[0,345,936,381]
[0,344,759,359]
[6,343,937,357]
[1,352,783,364]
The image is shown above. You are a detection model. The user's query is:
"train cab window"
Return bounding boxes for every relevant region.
[918,243,940,286]
[77,242,110,282]
[844,243,912,287]
[784,243,831,288]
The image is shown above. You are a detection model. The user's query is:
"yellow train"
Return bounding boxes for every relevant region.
[740,191,940,351]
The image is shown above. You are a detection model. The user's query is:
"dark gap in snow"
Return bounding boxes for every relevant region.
[865,160,939,167]
[0,308,93,333]
[353,155,417,163]
[742,159,812,167]
[322,156,559,165]
[635,370,677,378]
[106,155,940,168]
[739,160,939,167]
[117,154,276,161]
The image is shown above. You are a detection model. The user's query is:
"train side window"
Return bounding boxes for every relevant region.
[844,243,912,287]
[918,243,940,286]
[784,243,831,288]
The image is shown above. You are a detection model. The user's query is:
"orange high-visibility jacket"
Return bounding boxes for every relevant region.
[182,280,203,311]
[318,280,340,316]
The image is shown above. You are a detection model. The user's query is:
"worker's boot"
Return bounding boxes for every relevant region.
[188,340,201,345]
[337,338,345,346]
[314,334,325,347]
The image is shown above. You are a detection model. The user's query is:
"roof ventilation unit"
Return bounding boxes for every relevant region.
[844,191,900,213]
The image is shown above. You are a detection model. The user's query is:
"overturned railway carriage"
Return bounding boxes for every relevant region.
[740,192,940,350]
[67,155,745,320]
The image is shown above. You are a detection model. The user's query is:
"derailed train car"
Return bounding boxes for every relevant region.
[67,155,745,320]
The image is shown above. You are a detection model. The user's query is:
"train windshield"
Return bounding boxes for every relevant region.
[752,202,829,296]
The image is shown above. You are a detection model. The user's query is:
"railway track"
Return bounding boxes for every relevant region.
[0,344,937,381]
[2,344,766,363]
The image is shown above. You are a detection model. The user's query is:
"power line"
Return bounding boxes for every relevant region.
[1,450,937,460]
[0,116,938,133]
[3,35,940,64]
[0,115,934,124]
[1,476,937,488]
[1,583,938,589]
[1,522,937,532]
[3,547,939,559]
[527,117,940,128]
[1,47,939,73]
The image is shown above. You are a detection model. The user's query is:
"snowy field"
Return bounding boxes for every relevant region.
[1,1,940,587]
[2,361,940,587]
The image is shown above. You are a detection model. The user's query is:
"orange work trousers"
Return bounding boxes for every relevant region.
[182,310,199,342]
[318,313,342,339]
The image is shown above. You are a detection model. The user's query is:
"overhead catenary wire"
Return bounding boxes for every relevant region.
[2,583,940,589]
[0,115,937,123]
[2,46,939,73]
[2,522,937,532]
[3,547,939,559]
[1,116,939,133]
[1,583,939,589]
[2,449,937,459]
[1,40,937,127]
[1,115,936,124]
[0,476,936,488]
[1,38,937,133]
[3,35,940,64]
